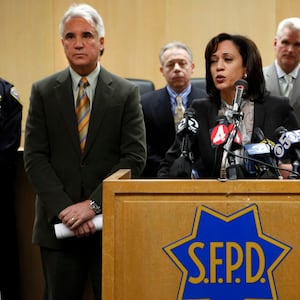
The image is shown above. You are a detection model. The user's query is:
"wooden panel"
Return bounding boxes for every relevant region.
[15,153,43,300]
[103,170,300,299]
[0,0,299,148]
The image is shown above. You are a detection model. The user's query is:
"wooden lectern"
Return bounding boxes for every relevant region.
[102,169,300,300]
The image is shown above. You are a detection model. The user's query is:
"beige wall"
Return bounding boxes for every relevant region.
[0,0,299,147]
[1,2,299,298]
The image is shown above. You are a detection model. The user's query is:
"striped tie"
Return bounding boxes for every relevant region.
[76,77,91,152]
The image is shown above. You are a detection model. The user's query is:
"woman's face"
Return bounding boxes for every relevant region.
[210,40,246,104]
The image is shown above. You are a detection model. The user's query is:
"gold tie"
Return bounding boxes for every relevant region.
[76,77,91,152]
[174,95,185,129]
[283,74,293,98]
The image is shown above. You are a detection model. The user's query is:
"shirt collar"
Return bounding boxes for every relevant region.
[166,84,192,103]
[70,62,101,89]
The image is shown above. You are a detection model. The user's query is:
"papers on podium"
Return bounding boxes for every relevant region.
[54,214,103,239]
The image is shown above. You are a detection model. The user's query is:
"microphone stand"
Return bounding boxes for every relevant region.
[219,79,248,181]
[288,160,300,179]
[288,147,300,179]
[219,111,244,180]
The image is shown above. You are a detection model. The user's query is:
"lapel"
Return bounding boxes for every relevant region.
[53,68,114,157]
[54,69,81,153]
[151,88,177,136]
[291,73,300,102]
[156,88,174,124]
[265,64,282,95]
[83,67,113,155]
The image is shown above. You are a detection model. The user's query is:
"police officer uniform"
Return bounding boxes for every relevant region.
[0,78,22,300]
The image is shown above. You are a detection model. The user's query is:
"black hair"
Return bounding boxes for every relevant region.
[204,32,266,104]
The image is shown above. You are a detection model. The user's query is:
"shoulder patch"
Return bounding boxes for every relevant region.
[10,86,21,103]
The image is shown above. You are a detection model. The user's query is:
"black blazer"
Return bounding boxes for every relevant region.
[158,94,299,178]
[141,86,207,177]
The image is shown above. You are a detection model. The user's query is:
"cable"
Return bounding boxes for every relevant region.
[224,148,300,179]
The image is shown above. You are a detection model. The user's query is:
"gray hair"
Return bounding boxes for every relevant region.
[59,3,105,38]
[159,41,193,65]
[276,17,300,38]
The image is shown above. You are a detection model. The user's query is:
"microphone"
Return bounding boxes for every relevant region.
[273,127,300,178]
[176,107,199,137]
[176,107,199,156]
[219,80,247,180]
[252,127,265,143]
[211,80,247,149]
[232,79,248,113]
[244,143,272,176]
[273,127,300,160]
[210,116,242,149]
[210,116,230,146]
[169,108,199,178]
[244,127,280,178]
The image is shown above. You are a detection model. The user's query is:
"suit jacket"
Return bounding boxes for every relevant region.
[264,63,300,123]
[141,86,207,177]
[158,94,299,178]
[24,67,146,249]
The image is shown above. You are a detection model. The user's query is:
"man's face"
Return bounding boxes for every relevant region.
[274,27,300,74]
[62,17,104,76]
[160,47,194,94]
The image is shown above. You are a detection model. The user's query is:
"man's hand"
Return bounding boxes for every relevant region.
[59,200,96,236]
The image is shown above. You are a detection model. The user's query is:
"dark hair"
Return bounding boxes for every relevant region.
[204,33,266,103]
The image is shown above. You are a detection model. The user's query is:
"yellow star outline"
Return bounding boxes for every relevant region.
[164,204,291,300]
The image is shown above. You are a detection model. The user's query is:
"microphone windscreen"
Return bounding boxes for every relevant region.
[244,143,271,175]
[274,126,287,140]
[177,107,199,136]
[234,79,248,92]
[184,107,196,117]
[253,127,265,143]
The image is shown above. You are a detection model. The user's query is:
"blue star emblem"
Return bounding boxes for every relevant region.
[163,204,291,300]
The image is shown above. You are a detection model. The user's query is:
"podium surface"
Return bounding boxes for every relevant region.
[102,170,300,300]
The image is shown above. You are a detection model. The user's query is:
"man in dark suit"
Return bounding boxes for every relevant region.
[263,17,300,123]
[141,41,207,177]
[23,4,146,300]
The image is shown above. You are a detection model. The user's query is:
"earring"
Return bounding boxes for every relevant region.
[243,73,248,79]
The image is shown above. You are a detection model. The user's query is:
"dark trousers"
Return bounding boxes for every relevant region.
[40,232,102,300]
[0,168,21,300]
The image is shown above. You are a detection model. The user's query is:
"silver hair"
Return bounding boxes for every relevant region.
[59,3,105,38]
[276,17,300,39]
[159,41,193,65]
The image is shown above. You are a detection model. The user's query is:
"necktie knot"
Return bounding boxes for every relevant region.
[175,94,183,107]
[79,77,89,88]
[285,74,292,82]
